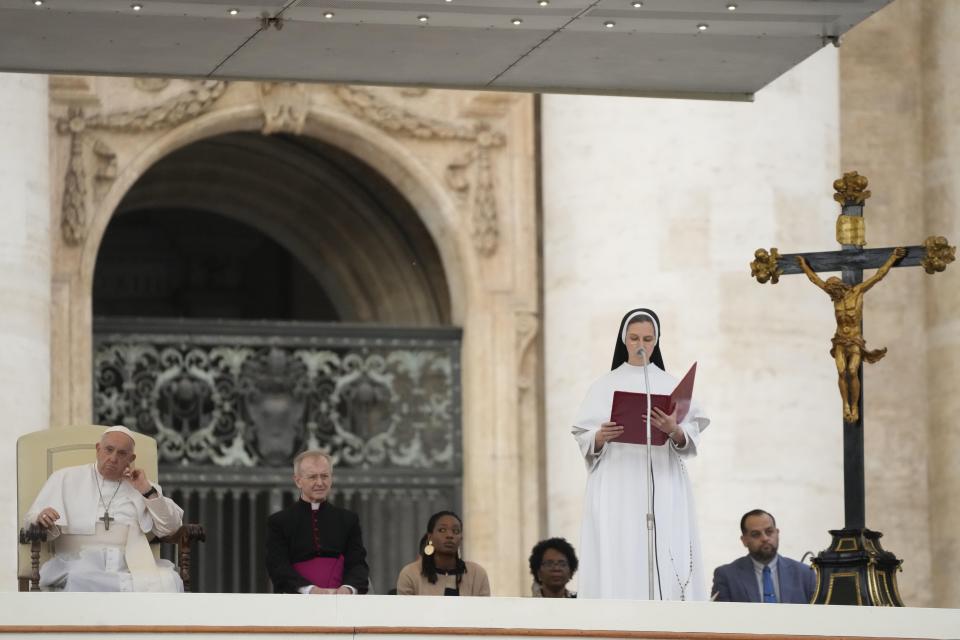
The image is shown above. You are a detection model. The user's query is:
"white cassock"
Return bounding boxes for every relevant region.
[573,362,710,601]
[24,463,184,592]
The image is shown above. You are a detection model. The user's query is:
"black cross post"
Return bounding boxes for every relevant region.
[749,172,955,606]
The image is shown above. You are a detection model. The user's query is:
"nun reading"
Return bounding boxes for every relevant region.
[572,308,710,601]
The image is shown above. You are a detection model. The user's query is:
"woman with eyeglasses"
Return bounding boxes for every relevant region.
[396,510,491,596]
[529,538,578,598]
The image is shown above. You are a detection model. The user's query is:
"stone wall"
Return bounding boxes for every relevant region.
[542,47,844,593]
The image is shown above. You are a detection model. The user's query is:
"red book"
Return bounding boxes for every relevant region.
[610,363,697,446]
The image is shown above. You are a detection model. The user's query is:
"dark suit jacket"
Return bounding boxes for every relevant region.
[712,554,815,604]
[265,499,370,593]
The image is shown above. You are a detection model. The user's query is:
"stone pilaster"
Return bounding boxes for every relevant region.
[921,0,960,609]
[839,0,933,607]
[0,73,50,589]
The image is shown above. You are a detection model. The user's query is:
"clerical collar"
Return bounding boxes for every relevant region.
[300,498,326,511]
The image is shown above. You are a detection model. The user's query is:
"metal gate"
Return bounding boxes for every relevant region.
[93,318,462,593]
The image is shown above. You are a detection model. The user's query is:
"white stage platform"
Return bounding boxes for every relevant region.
[0,594,957,640]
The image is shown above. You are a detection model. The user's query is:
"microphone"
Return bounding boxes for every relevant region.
[637,342,657,600]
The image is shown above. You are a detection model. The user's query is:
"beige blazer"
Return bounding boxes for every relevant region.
[396,558,490,596]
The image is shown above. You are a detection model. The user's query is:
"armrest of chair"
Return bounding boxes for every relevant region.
[162,523,206,546]
[18,524,48,592]
[19,523,48,545]
[153,524,206,592]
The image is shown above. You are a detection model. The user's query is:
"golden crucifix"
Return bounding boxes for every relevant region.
[750,171,956,425]
[748,172,956,607]
[795,246,904,423]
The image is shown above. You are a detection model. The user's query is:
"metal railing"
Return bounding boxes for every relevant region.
[94,318,462,593]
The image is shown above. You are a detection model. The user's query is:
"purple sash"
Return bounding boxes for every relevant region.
[293,555,344,589]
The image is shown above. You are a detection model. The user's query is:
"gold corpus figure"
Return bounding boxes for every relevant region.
[796,247,907,423]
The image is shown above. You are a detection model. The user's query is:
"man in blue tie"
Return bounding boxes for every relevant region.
[711,509,816,604]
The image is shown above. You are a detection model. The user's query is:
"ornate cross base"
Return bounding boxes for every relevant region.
[811,528,904,606]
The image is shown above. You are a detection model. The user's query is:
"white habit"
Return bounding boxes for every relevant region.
[25,463,184,592]
[573,362,710,600]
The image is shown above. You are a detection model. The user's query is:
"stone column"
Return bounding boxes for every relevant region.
[921,0,960,609]
[838,0,933,606]
[0,73,50,589]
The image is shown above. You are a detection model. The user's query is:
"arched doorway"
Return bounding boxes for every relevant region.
[91,132,461,593]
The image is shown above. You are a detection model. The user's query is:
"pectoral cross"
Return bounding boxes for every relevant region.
[749,171,956,605]
[99,511,114,530]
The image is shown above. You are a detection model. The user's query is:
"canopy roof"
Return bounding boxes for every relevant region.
[0,0,890,100]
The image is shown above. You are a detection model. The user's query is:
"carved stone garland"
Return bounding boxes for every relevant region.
[332,85,506,256]
[56,80,228,246]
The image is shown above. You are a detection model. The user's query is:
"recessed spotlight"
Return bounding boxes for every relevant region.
[131,3,143,10]
[33,0,43,6]
[511,17,522,25]
[697,23,709,31]
[726,2,737,10]
[228,8,238,15]
[444,0,453,3]
[603,20,615,28]
[323,11,334,18]
[417,14,429,22]
[631,1,643,7]
[538,0,549,5]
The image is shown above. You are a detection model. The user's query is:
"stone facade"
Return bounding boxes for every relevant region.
[42,78,542,595]
[0,0,958,606]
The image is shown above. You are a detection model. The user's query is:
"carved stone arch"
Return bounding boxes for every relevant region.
[76,104,474,323]
[109,132,453,324]
[51,81,540,595]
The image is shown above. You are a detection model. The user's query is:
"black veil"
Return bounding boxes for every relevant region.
[610,307,664,370]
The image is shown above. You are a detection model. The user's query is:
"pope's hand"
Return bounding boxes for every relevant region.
[309,587,338,595]
[124,466,153,494]
[35,507,60,529]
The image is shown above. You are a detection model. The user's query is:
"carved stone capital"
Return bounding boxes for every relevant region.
[258,82,310,135]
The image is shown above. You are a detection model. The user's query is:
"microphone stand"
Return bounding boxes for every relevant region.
[639,347,656,600]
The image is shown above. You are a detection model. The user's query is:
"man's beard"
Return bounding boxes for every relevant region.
[750,544,777,563]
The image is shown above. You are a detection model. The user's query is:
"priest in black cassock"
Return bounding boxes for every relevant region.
[265,450,370,594]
